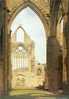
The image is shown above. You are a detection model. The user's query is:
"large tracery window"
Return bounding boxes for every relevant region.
[11,46,28,70]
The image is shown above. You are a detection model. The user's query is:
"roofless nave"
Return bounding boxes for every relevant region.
[0,0,69,96]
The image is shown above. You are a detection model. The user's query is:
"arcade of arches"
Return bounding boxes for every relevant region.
[0,0,69,95]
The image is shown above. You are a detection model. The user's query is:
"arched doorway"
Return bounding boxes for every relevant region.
[8,2,46,94]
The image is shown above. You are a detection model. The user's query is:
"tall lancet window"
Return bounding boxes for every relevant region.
[15,27,24,43]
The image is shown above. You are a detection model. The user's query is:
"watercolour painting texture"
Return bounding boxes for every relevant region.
[0,0,69,99]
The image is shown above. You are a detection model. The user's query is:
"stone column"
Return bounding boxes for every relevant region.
[46,36,61,91]
[45,8,62,91]
[63,14,69,86]
[3,6,11,95]
[0,1,6,95]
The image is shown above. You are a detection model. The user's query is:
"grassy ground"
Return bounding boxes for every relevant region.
[0,95,69,99]
[0,89,69,99]
[8,89,69,99]
[10,89,56,96]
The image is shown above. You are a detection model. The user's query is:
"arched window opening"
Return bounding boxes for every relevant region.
[11,6,46,90]
[16,27,24,43]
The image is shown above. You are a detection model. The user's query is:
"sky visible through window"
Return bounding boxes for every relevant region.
[11,7,46,64]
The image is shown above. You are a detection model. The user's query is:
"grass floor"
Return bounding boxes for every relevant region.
[1,96,69,99]
[0,89,68,99]
[8,89,69,99]
[10,89,58,96]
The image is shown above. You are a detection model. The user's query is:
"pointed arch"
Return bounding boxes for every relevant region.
[8,1,49,37]
[14,26,25,43]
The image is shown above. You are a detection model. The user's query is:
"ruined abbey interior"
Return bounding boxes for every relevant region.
[0,0,69,96]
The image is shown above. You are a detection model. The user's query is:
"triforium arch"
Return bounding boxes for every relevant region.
[4,0,49,95]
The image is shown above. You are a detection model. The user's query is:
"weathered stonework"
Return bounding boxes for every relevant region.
[0,0,69,95]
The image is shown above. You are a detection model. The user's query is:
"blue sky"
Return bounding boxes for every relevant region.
[11,7,46,64]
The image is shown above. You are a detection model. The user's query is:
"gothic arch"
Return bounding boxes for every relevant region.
[7,1,49,37]
[5,1,48,91]
[15,26,26,34]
